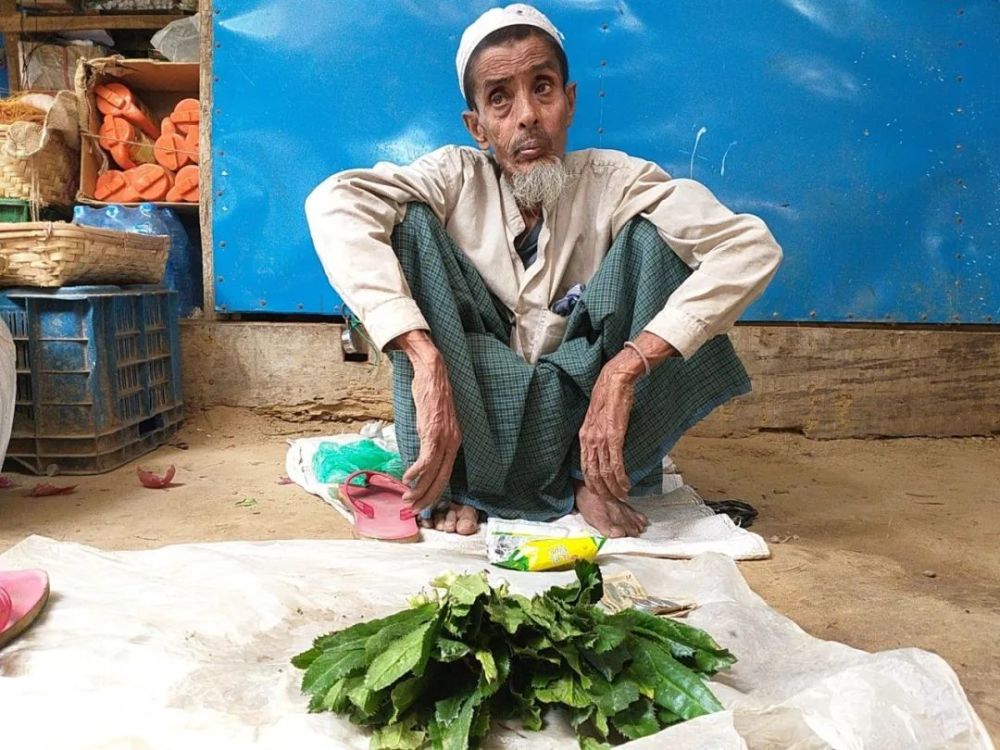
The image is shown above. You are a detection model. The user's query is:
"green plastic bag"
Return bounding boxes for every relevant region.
[312,439,405,487]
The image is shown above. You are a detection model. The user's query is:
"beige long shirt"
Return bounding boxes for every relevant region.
[305,146,782,363]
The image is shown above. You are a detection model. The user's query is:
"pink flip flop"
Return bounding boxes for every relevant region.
[0,569,50,650]
[341,471,420,543]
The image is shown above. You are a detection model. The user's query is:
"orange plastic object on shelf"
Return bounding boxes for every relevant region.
[166,164,198,203]
[97,115,122,150]
[99,115,155,170]
[94,170,141,202]
[95,82,161,140]
[126,164,174,202]
[154,130,192,171]
[169,98,200,135]
[181,126,199,163]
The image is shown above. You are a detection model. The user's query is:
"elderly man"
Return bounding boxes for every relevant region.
[306,4,781,538]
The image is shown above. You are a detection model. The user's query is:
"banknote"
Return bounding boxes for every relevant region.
[600,570,696,616]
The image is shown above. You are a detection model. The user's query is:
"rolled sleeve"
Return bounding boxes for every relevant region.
[362,297,430,352]
[612,161,783,358]
[642,307,710,360]
[304,146,464,352]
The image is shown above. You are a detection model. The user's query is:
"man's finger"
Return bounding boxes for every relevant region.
[583,443,611,498]
[597,443,626,500]
[599,443,629,500]
[421,446,458,515]
[608,439,631,499]
[402,452,430,485]
[404,445,444,507]
[579,437,595,491]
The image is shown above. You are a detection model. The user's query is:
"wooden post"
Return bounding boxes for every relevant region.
[2,33,18,93]
[198,0,215,319]
[1,0,19,93]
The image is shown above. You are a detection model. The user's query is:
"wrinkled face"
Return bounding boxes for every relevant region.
[462,34,576,178]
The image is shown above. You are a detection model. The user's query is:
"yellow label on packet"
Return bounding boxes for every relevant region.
[486,518,608,572]
[496,536,606,572]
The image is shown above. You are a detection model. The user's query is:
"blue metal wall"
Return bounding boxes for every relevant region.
[212,1,999,323]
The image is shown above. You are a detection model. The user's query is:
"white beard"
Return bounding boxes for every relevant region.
[508,160,567,210]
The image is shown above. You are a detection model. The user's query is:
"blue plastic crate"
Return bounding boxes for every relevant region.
[0,285,184,474]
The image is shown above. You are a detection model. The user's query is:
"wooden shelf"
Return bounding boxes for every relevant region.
[1,12,187,33]
[1,0,191,91]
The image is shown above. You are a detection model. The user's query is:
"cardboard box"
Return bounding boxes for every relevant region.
[75,56,200,209]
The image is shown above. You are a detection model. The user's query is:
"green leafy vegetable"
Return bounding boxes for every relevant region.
[293,562,734,749]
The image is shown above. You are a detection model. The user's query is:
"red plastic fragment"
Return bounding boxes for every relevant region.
[276,476,294,485]
[28,484,77,497]
[0,476,16,489]
[137,465,177,489]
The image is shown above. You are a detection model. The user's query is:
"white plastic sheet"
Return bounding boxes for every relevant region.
[285,431,770,561]
[151,15,201,62]
[0,536,990,749]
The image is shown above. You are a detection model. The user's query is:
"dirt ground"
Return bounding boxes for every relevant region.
[0,406,997,741]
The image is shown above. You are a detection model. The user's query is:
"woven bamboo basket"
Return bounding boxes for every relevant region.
[0,124,78,208]
[0,222,168,287]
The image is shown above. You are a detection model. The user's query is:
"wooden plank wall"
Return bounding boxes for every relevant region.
[698,327,1000,438]
[181,322,1000,439]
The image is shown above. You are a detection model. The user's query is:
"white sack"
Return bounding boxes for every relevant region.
[286,432,770,561]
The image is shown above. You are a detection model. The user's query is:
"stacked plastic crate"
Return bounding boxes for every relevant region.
[0,285,183,474]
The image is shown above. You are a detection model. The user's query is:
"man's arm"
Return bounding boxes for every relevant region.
[580,161,782,501]
[305,148,466,510]
[393,331,462,511]
[578,331,676,501]
[304,146,465,351]
[613,162,783,358]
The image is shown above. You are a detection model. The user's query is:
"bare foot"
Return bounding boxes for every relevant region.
[418,501,481,535]
[574,481,648,538]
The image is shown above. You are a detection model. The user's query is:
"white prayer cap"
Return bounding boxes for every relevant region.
[456,4,565,101]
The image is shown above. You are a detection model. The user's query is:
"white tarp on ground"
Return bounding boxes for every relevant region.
[285,431,770,561]
[0,535,991,749]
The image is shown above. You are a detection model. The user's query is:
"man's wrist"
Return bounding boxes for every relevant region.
[613,332,678,381]
[613,348,648,382]
[392,330,442,370]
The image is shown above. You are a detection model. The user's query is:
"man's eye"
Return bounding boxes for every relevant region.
[490,92,507,106]
[536,81,553,94]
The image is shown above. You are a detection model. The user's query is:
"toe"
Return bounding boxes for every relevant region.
[454,504,480,535]
[433,510,450,531]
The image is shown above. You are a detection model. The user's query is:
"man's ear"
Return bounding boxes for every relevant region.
[462,110,491,151]
[564,82,577,127]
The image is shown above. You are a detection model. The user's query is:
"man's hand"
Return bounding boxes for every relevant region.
[579,332,677,500]
[394,331,462,511]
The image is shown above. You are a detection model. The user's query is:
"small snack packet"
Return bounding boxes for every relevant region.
[487,518,606,572]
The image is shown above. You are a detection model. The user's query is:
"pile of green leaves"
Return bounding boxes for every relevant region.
[292,562,735,749]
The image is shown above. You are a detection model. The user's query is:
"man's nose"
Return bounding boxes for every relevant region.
[513,93,540,129]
